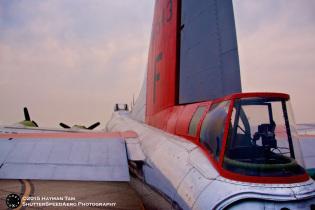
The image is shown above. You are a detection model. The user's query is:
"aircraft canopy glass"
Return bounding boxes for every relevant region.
[200,101,230,160]
[223,97,305,177]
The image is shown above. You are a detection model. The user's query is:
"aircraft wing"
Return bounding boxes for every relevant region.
[0,127,139,182]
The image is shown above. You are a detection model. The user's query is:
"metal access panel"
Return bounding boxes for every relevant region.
[0,137,129,181]
[179,0,242,104]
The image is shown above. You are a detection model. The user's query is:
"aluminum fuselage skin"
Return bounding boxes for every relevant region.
[107,111,315,210]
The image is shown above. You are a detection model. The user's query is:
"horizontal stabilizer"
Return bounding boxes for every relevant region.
[0,136,129,181]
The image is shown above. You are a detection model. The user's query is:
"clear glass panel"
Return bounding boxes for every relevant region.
[188,106,207,136]
[224,97,305,177]
[286,101,305,167]
[200,101,230,160]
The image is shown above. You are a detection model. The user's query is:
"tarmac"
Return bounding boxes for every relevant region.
[0,176,172,210]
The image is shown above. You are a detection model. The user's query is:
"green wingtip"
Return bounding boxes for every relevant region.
[19,120,37,127]
[73,125,87,129]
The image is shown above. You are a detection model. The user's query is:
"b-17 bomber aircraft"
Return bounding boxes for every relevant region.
[1,0,315,209]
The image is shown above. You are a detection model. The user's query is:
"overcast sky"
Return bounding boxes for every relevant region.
[0,0,314,128]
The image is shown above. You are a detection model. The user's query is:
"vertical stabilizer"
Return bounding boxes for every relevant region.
[146,0,179,118]
[179,0,241,104]
[131,0,241,123]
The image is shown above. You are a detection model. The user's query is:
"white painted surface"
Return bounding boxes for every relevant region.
[107,111,315,210]
[0,137,129,181]
[125,137,146,161]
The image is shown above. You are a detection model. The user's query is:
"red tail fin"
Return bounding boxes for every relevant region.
[131,0,241,124]
[146,0,179,118]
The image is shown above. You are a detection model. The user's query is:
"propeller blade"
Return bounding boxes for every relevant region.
[87,122,100,130]
[59,122,71,129]
[24,107,31,121]
[32,120,39,127]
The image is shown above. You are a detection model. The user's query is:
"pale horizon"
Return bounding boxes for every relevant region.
[0,0,314,128]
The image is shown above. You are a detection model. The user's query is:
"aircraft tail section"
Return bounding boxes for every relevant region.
[131,0,179,122]
[146,0,180,118]
[179,0,241,104]
[131,0,241,123]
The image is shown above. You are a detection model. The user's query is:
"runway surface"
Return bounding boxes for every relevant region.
[0,177,172,210]
[0,179,144,210]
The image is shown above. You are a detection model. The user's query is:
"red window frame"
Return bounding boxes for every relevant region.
[196,92,309,184]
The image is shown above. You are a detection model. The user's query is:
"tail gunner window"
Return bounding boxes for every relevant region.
[200,101,230,160]
[188,106,207,136]
[223,97,305,177]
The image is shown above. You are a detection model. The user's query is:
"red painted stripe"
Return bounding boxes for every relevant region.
[146,0,179,118]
